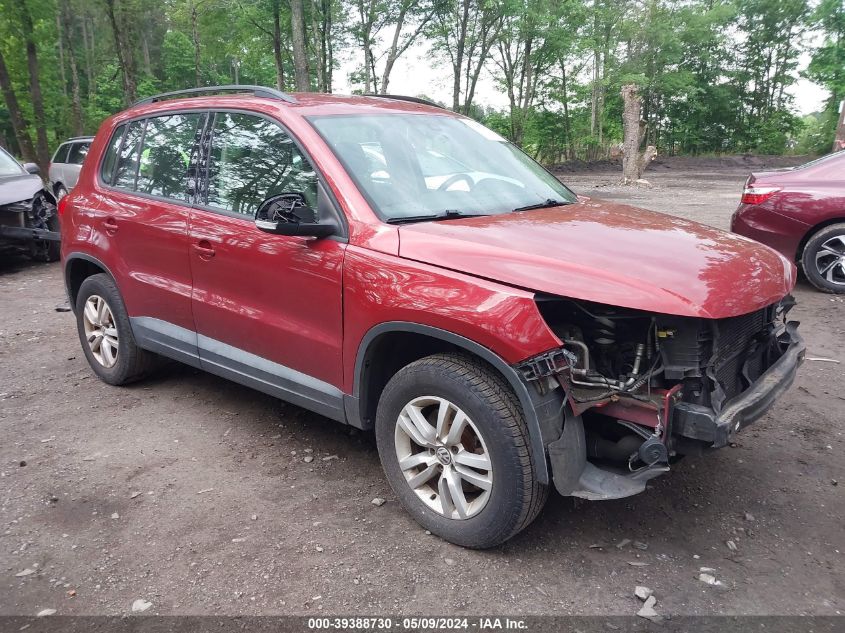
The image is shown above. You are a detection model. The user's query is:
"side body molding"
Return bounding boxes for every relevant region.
[348,322,563,484]
[130,317,346,422]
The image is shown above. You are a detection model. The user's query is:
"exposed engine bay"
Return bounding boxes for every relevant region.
[518,294,803,499]
[0,189,60,260]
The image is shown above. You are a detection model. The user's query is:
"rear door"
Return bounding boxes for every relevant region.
[95,113,206,363]
[65,141,91,189]
[188,111,346,418]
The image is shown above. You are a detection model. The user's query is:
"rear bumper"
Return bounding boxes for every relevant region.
[672,322,804,448]
[730,204,806,261]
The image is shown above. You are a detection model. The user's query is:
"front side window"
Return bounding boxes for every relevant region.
[0,147,23,176]
[308,113,576,221]
[205,112,318,216]
[66,142,91,166]
[113,121,145,189]
[136,113,204,200]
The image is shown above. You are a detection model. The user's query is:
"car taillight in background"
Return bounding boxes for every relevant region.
[740,184,781,205]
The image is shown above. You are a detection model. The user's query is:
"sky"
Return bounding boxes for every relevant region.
[335,39,831,117]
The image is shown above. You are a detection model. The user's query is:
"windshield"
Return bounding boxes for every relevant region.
[0,147,24,176]
[308,114,576,221]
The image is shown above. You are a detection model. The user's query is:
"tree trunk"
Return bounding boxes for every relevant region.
[20,3,51,175]
[191,4,202,86]
[323,0,333,91]
[60,0,85,136]
[104,0,137,105]
[272,0,285,90]
[560,60,573,160]
[0,49,37,163]
[452,0,470,110]
[290,0,310,91]
[309,0,325,91]
[56,14,68,99]
[81,14,95,98]
[621,84,644,184]
[833,99,845,152]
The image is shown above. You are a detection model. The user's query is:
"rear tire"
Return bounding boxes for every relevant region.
[375,353,548,548]
[75,273,157,385]
[801,223,845,294]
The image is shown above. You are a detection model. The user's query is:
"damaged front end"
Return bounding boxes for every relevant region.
[0,189,60,259]
[517,295,805,501]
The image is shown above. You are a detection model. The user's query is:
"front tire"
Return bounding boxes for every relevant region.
[75,273,157,385]
[375,353,548,548]
[802,223,845,293]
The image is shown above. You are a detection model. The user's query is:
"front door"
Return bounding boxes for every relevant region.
[188,111,346,419]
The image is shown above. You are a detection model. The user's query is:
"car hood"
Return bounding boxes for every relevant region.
[0,173,43,206]
[397,200,796,319]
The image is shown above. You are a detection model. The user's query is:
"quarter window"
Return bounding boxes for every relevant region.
[100,125,126,185]
[113,121,145,189]
[205,112,318,216]
[136,113,204,200]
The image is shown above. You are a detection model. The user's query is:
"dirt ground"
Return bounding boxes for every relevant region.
[1,157,842,618]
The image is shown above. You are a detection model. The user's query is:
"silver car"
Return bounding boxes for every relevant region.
[49,136,93,198]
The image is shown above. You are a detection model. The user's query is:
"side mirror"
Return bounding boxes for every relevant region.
[255,193,335,238]
[23,162,40,175]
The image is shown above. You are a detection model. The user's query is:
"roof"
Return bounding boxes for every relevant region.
[121,90,452,120]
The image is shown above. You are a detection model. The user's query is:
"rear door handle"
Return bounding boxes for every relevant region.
[193,239,215,260]
[103,216,118,235]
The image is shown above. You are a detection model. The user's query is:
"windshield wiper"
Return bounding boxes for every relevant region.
[513,198,567,212]
[386,210,489,225]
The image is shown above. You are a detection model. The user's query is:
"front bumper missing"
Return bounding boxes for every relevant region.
[0,225,61,242]
[672,322,805,448]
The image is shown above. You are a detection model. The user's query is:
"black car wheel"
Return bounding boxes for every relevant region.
[75,274,158,385]
[802,223,845,293]
[375,353,548,549]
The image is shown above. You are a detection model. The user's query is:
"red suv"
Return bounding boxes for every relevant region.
[60,86,805,548]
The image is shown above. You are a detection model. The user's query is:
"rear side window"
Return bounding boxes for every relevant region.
[100,126,126,185]
[136,113,204,201]
[113,121,145,189]
[205,112,318,216]
[67,142,90,166]
[52,144,70,163]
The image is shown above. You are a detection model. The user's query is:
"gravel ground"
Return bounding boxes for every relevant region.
[0,157,843,618]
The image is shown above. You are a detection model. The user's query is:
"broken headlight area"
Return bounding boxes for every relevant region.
[519,295,800,474]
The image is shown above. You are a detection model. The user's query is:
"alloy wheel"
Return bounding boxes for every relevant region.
[394,396,493,520]
[815,234,845,286]
[82,294,119,368]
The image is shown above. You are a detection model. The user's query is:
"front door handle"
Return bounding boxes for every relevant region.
[193,239,215,260]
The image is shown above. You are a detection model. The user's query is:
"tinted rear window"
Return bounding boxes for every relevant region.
[136,113,204,201]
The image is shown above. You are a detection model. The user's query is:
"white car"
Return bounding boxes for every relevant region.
[49,136,93,198]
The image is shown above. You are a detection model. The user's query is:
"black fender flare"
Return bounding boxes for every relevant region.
[63,252,117,313]
[347,321,565,484]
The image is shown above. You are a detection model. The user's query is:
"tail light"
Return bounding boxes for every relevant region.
[740,185,780,205]
[57,195,69,217]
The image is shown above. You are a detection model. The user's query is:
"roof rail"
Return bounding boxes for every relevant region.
[363,93,444,109]
[132,85,297,107]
